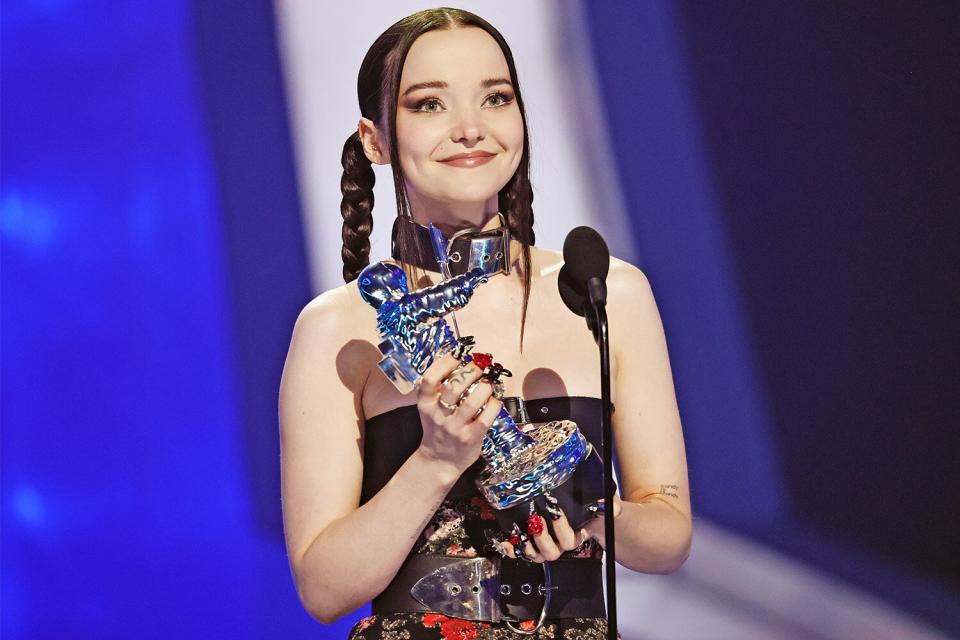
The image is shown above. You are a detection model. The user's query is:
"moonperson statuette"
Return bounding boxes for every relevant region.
[356,228,599,526]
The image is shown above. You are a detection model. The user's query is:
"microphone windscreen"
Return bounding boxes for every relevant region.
[562,226,609,287]
[558,264,588,318]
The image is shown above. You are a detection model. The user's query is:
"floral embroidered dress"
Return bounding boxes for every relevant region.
[350,399,617,640]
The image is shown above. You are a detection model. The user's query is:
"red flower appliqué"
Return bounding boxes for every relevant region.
[440,617,479,640]
[519,619,537,631]
[422,613,449,628]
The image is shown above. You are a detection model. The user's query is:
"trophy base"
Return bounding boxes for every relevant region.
[477,420,592,509]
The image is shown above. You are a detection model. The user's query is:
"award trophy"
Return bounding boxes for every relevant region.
[356,226,598,523]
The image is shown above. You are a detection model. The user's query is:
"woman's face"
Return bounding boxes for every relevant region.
[394,27,524,224]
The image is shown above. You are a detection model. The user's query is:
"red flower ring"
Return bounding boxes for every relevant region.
[471,352,493,371]
[509,534,521,547]
[527,513,545,536]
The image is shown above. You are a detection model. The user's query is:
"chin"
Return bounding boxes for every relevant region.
[432,182,505,205]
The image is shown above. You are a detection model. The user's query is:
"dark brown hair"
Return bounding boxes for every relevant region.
[339,8,535,340]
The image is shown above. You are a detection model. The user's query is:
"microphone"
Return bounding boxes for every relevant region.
[559,226,610,318]
[557,226,619,640]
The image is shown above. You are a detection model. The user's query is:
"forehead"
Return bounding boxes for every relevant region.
[400,27,510,88]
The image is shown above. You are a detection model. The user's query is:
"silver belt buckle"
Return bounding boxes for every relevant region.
[410,557,502,622]
[505,560,554,635]
[410,557,554,633]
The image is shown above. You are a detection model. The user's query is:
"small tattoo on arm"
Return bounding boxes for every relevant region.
[659,484,680,499]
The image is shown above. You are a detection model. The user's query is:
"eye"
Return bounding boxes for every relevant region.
[485,91,514,107]
[413,98,443,113]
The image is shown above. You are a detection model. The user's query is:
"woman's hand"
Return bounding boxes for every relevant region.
[496,496,624,562]
[416,353,502,479]
[496,509,586,563]
[581,495,623,550]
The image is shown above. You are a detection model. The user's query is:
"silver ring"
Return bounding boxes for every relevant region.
[514,540,530,562]
[472,401,487,420]
[457,381,481,406]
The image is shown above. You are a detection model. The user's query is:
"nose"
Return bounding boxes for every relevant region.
[450,106,485,145]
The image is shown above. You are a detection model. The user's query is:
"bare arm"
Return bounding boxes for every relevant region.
[582,259,693,573]
[279,288,499,623]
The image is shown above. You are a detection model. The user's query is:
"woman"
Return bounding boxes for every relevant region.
[279,8,691,638]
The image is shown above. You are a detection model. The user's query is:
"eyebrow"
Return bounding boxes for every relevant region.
[401,77,513,97]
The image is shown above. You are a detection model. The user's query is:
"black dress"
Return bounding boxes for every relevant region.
[349,397,617,640]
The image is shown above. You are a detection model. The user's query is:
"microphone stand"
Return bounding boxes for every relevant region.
[587,278,617,640]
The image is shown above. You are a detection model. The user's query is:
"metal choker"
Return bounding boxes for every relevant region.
[390,214,511,277]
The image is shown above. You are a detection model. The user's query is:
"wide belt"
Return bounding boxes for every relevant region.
[373,555,605,624]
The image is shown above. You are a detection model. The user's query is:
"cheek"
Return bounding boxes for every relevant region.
[504,116,525,172]
[500,112,525,163]
[507,115,525,149]
[395,117,435,169]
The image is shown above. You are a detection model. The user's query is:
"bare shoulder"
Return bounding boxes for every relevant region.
[605,257,662,339]
[533,245,651,295]
[297,280,368,330]
[530,245,563,279]
[607,256,653,301]
[285,279,380,394]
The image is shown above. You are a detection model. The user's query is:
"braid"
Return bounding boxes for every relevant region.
[500,175,534,245]
[340,132,376,282]
[499,167,535,349]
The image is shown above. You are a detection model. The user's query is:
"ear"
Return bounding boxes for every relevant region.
[358,117,389,165]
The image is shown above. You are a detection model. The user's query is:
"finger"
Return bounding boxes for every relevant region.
[524,541,544,563]
[578,529,591,547]
[439,363,484,408]
[419,353,463,398]
[582,521,606,549]
[468,396,503,429]
[549,510,578,551]
[455,381,494,421]
[531,526,563,561]
[591,497,623,518]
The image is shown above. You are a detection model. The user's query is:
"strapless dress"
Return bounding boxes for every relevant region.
[350,397,618,640]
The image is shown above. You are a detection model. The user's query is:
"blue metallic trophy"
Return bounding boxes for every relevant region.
[356,225,592,511]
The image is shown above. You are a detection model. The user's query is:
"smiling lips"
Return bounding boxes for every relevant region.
[439,151,496,168]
